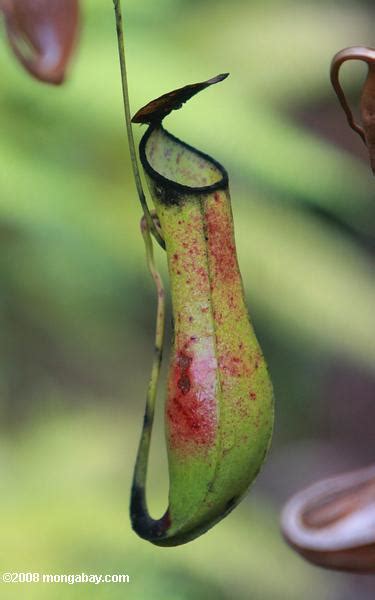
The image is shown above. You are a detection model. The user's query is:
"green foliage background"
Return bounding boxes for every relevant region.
[0,0,374,598]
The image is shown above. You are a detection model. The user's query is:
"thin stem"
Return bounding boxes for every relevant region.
[112,0,165,249]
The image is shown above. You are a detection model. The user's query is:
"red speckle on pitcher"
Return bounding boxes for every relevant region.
[205,192,237,283]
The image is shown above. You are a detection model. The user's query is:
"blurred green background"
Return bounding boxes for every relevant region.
[0,0,374,598]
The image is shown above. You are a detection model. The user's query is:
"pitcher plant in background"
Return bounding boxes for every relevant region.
[0,0,80,84]
[281,466,375,572]
[330,46,375,174]
[112,1,274,546]
[281,46,375,573]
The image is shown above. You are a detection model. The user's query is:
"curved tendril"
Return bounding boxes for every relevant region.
[330,46,375,144]
[130,214,168,538]
[112,1,165,250]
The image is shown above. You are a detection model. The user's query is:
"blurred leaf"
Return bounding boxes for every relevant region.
[235,193,375,373]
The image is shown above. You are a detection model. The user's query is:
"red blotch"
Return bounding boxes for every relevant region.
[167,344,216,451]
[177,374,191,394]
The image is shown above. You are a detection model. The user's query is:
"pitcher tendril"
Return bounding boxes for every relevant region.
[130,213,166,538]
[112,0,165,248]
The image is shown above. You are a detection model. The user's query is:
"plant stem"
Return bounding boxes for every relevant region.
[112,0,165,249]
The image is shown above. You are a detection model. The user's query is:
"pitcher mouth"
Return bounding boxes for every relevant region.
[139,124,228,195]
